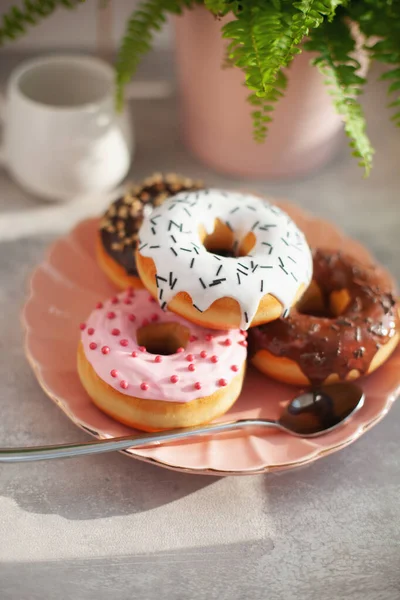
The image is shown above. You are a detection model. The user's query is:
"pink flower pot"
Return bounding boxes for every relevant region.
[174,7,344,179]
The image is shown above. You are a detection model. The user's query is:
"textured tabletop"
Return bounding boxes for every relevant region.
[1,57,400,600]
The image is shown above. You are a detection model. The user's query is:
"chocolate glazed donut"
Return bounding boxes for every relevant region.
[97,173,202,287]
[249,249,400,386]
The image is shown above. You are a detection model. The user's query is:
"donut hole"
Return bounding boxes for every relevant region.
[200,219,254,258]
[296,282,351,318]
[136,322,190,355]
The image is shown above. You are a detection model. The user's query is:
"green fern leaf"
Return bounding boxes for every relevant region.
[305,17,373,174]
[115,0,200,109]
[0,0,86,45]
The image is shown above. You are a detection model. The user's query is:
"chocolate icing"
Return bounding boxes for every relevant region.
[99,173,202,276]
[248,249,399,384]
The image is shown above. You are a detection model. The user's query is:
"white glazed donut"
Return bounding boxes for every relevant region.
[77,288,247,431]
[136,189,313,330]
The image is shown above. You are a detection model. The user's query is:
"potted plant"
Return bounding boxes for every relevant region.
[1,0,399,177]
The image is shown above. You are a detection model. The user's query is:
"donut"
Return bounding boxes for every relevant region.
[97,173,202,289]
[248,249,400,386]
[136,189,312,330]
[77,288,247,432]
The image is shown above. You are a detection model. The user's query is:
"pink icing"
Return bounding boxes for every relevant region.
[81,289,247,403]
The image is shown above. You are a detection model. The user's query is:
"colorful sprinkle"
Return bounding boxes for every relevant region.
[211,355,218,363]
[224,338,232,346]
[87,327,95,336]
[95,302,103,309]
[231,365,239,372]
[140,382,149,391]
[188,363,195,372]
[120,380,128,389]
[111,297,119,304]
[151,314,159,322]
[89,342,97,350]
[200,350,208,359]
[128,314,136,322]
[107,311,116,320]
[170,375,179,384]
[149,295,157,303]
[101,346,110,355]
[142,318,149,326]
[190,335,198,342]
[194,382,202,390]
[186,354,194,362]
[111,328,120,336]
[218,378,228,387]
[110,369,118,378]
[177,347,185,354]
[124,298,132,305]
[131,351,138,358]
[120,339,129,347]
[239,340,248,347]
[205,334,213,342]
[79,323,86,331]
[155,355,162,363]
[138,346,146,353]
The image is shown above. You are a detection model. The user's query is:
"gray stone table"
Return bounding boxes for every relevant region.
[0,55,399,600]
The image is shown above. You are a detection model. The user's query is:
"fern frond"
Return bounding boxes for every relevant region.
[348,0,400,128]
[116,0,200,109]
[305,17,373,174]
[0,0,86,44]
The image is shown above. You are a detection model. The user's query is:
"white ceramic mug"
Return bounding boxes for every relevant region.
[1,55,133,202]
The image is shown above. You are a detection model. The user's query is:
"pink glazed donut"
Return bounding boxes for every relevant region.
[77,288,247,431]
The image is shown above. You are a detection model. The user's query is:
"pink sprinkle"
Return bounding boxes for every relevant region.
[190,335,198,342]
[96,302,103,309]
[101,346,110,355]
[239,340,248,347]
[79,323,86,331]
[231,365,239,372]
[139,346,146,353]
[120,339,129,347]
[211,355,218,363]
[224,338,232,346]
[188,363,195,372]
[151,313,159,322]
[241,330,248,338]
[155,355,162,363]
[219,378,228,387]
[127,287,134,296]
[205,334,213,342]
[177,347,185,354]
[186,354,194,362]
[140,382,149,391]
[87,327,95,336]
[142,318,149,327]
[112,328,120,336]
[111,297,119,304]
[120,380,128,389]
[110,369,118,378]
[194,382,202,390]
[149,295,156,303]
[89,342,97,350]
[107,311,116,320]
[200,350,208,359]
[170,375,179,384]
[131,351,138,358]
[128,314,136,322]
[124,298,132,305]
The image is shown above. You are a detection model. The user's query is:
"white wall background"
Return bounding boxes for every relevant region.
[0,0,172,52]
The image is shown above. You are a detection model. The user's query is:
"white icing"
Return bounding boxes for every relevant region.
[138,189,313,329]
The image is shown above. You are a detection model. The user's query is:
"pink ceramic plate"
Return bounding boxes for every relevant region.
[22,205,400,475]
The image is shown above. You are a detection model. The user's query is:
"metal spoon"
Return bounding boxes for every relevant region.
[0,382,364,462]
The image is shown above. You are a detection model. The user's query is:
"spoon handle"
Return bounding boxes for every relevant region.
[0,418,278,463]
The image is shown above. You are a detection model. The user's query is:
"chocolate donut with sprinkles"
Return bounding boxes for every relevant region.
[77,288,247,432]
[97,173,202,289]
[248,249,400,386]
[136,189,313,330]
